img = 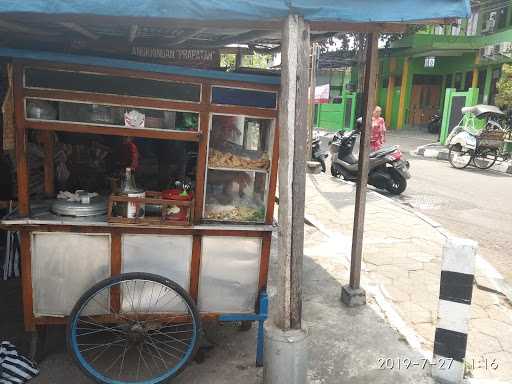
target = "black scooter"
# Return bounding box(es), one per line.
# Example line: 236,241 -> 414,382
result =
428,112 -> 441,134
328,124 -> 410,195
312,134 -> 328,172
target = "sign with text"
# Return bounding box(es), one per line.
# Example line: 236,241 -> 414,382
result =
131,47 -> 219,68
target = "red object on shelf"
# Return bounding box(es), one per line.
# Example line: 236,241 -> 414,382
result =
161,188 -> 193,221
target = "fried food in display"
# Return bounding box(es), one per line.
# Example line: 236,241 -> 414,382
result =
208,150 -> 270,170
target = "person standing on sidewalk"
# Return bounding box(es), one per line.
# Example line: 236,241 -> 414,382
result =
371,106 -> 386,151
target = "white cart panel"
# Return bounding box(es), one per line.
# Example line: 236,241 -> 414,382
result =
198,236 -> 261,313
121,235 -> 193,313
32,232 -> 111,317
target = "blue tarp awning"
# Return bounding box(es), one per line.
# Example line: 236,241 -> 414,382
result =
0,0 -> 470,23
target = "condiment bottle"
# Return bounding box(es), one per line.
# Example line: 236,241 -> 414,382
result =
120,167 -> 145,218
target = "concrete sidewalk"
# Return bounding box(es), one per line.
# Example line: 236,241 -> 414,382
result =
304,172 -> 512,382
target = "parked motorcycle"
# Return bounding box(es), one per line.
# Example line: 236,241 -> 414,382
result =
428,112 -> 441,134
328,124 -> 410,195
312,132 -> 328,172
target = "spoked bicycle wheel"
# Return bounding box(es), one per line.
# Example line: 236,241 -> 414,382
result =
473,147 -> 498,169
448,144 -> 472,169
67,272 -> 200,384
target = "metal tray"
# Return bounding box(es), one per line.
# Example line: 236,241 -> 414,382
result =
51,196 -> 108,217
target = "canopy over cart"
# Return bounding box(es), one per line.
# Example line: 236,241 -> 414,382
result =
0,1 -> 470,382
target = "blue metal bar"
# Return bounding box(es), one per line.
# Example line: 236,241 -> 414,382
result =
218,290 -> 268,366
256,291 -> 268,367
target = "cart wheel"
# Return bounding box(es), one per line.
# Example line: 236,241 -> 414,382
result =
67,272 -> 200,384
238,321 -> 253,332
473,147 -> 498,169
448,144 -> 472,169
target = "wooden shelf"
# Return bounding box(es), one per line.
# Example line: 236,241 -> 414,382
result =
25,119 -> 201,141
208,166 -> 269,173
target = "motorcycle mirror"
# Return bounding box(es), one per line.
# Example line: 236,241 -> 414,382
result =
355,117 -> 363,132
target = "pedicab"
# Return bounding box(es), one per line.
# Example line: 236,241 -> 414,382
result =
447,104 -> 506,169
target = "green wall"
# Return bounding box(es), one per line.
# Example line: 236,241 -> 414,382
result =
315,92 -> 357,132
378,53 -> 483,129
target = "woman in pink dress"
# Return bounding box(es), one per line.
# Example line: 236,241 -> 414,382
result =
370,106 -> 386,152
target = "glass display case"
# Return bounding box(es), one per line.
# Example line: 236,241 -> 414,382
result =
26,99 -> 199,131
204,114 -> 274,223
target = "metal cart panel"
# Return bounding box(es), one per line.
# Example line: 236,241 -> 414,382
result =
31,232 -> 111,316
198,236 -> 261,313
121,234 -> 193,313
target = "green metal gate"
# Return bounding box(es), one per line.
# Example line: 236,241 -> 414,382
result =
315,91 -> 357,132
440,88 -> 478,144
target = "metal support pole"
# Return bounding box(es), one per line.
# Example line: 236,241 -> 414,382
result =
342,32 -> 379,307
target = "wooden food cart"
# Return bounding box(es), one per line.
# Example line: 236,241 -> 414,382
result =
1,48 -> 279,383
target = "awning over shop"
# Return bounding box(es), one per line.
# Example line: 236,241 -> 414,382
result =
0,0 -> 470,22
0,47 -> 281,85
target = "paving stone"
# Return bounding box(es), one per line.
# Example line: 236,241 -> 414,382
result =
396,302 -> 434,325
423,262 -> 441,275
485,305 -> 512,325
413,323 -> 435,344
389,257 -> 424,271
477,351 -> 512,379
363,252 -> 395,266
467,331 -> 503,355
414,297 -> 438,313
472,288 -> 501,307
367,272 -> 393,287
376,265 -> 403,280
408,270 -> 440,286
381,285 -> 410,303
407,252 -> 435,263
470,304 -> 490,320
471,318 -> 512,340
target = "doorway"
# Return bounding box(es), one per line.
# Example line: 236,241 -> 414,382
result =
408,75 -> 443,127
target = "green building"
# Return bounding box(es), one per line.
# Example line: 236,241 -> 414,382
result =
380,1 -> 512,130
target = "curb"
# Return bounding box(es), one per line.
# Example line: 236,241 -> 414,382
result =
414,144 -> 512,174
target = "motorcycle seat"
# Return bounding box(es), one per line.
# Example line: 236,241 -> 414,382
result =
369,145 -> 398,158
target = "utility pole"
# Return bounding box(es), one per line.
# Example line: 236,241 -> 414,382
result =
264,13 -> 310,384
341,32 -> 379,307
306,43 -> 319,161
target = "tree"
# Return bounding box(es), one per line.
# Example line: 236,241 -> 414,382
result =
496,64 -> 512,111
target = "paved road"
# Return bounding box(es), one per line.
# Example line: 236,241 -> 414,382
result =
387,131 -> 512,283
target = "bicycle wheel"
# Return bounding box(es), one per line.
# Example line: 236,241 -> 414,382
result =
473,147 -> 498,169
448,144 -> 472,169
67,272 -> 200,384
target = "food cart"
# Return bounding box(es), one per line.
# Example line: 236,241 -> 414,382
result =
1,49 -> 279,383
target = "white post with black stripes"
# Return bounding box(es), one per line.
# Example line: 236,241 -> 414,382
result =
432,237 -> 477,383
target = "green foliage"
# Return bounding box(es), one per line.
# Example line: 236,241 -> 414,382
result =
380,24 -> 428,49
496,64 -> 512,110
220,54 -> 236,70
220,52 -> 271,71
242,52 -> 270,68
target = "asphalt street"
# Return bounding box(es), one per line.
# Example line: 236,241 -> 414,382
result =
387,131 -> 512,283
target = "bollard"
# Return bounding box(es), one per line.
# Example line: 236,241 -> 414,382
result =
263,322 -> 309,384
432,237 -> 477,384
